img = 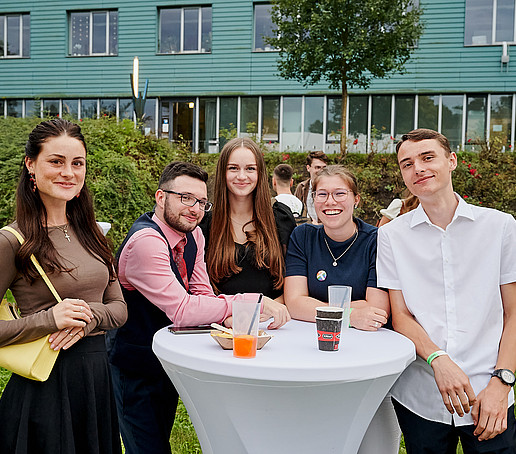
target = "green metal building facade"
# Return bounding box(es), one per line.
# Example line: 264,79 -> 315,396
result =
1,0 -> 515,152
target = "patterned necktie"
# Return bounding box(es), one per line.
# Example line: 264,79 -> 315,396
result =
174,237 -> 189,291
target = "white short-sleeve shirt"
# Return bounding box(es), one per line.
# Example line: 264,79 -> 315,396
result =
377,195 -> 516,426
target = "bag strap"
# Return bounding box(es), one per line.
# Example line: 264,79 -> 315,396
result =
1,226 -> 63,304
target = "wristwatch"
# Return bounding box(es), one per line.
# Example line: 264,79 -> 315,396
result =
491,369 -> 516,387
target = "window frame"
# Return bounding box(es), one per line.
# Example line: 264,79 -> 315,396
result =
464,0 -> 516,46
158,6 -> 212,54
68,10 -> 118,57
253,3 -> 277,52
0,13 -> 30,58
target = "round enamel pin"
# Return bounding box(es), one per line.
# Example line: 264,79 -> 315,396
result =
316,270 -> 327,281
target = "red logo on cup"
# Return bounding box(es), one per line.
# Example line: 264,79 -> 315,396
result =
317,330 -> 341,342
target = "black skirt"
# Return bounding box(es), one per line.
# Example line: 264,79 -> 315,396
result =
0,335 -> 121,454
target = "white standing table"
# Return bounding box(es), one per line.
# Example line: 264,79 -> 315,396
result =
153,320 -> 415,454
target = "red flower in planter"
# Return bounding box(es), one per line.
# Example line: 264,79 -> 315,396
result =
282,154 -> 290,161
469,168 -> 476,175
353,138 -> 358,145
464,195 -> 469,198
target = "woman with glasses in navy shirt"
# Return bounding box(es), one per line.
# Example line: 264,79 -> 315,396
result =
284,165 -> 398,454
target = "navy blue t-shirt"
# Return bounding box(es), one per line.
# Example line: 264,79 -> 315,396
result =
285,218 -> 379,303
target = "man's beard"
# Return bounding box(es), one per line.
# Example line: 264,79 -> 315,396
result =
163,203 -> 199,234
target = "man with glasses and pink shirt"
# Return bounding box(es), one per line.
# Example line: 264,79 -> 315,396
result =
109,161 -> 289,454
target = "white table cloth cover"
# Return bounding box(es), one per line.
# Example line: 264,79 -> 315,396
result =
153,320 -> 415,454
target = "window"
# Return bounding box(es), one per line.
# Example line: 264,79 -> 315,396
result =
490,94 -> 512,147
220,97 -> 238,133
0,13 -> 30,58
7,100 -> 22,117
371,96 -> 391,139
326,97 -> 342,142
43,100 -> 60,118
25,99 -> 40,117
282,97 -> 302,151
349,96 -> 368,148
199,98 -> 217,153
62,100 -> 78,119
262,97 -> 279,142
304,97 -> 324,151
143,99 -> 157,136
465,0 -> 515,45
418,95 -> 439,131
159,7 -> 212,54
394,96 -> 415,139
466,95 -> 487,146
119,99 -> 134,120
441,95 -> 463,149
254,4 -> 276,51
69,11 -> 118,56
240,97 -> 259,135
81,99 -> 98,119
100,99 -> 117,117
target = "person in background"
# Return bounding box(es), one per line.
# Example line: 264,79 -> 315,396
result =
294,150 -> 329,223
377,128 -> 516,453
377,190 -> 419,227
284,164 -> 398,454
201,138 -> 296,301
272,163 -> 303,218
0,119 -> 127,453
109,161 -> 289,454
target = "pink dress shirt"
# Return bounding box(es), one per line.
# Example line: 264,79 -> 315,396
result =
118,214 -> 255,327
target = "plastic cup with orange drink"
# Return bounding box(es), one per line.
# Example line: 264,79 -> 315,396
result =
232,295 -> 262,359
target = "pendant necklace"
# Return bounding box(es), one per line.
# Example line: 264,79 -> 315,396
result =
55,224 -> 71,242
324,227 -> 358,267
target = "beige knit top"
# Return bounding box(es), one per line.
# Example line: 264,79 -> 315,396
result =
0,222 -> 127,347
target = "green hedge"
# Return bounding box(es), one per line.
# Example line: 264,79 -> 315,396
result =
1,117 -> 515,253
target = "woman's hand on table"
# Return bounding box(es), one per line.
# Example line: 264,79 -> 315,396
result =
261,296 -> 291,329
48,327 -> 86,351
52,298 -> 93,329
350,305 -> 388,331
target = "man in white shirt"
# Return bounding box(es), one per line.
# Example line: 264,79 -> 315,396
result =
272,164 -> 303,217
377,129 -> 516,453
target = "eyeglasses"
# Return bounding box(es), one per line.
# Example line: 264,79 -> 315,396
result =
162,189 -> 213,212
313,189 -> 353,203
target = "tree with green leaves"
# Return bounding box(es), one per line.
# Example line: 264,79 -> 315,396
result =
267,0 -> 423,156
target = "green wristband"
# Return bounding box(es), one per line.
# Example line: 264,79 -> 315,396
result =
427,350 -> 447,365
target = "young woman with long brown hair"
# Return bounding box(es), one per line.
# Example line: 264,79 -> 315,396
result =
201,137 -> 296,299
0,119 -> 127,453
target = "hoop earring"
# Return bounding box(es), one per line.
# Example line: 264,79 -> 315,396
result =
29,173 -> 37,193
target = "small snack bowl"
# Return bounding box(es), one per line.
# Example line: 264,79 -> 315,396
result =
210,329 -> 272,350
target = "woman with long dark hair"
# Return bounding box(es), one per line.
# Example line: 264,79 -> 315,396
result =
0,119 -> 127,453
201,137 -> 295,299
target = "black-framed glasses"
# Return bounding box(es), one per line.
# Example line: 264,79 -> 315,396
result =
313,189 -> 353,203
162,189 -> 213,212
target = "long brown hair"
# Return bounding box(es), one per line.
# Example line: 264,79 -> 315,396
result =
206,137 -> 285,291
400,190 -> 419,215
15,119 -> 116,282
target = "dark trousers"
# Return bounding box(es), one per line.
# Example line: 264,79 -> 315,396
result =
110,364 -> 179,454
393,399 -> 516,454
